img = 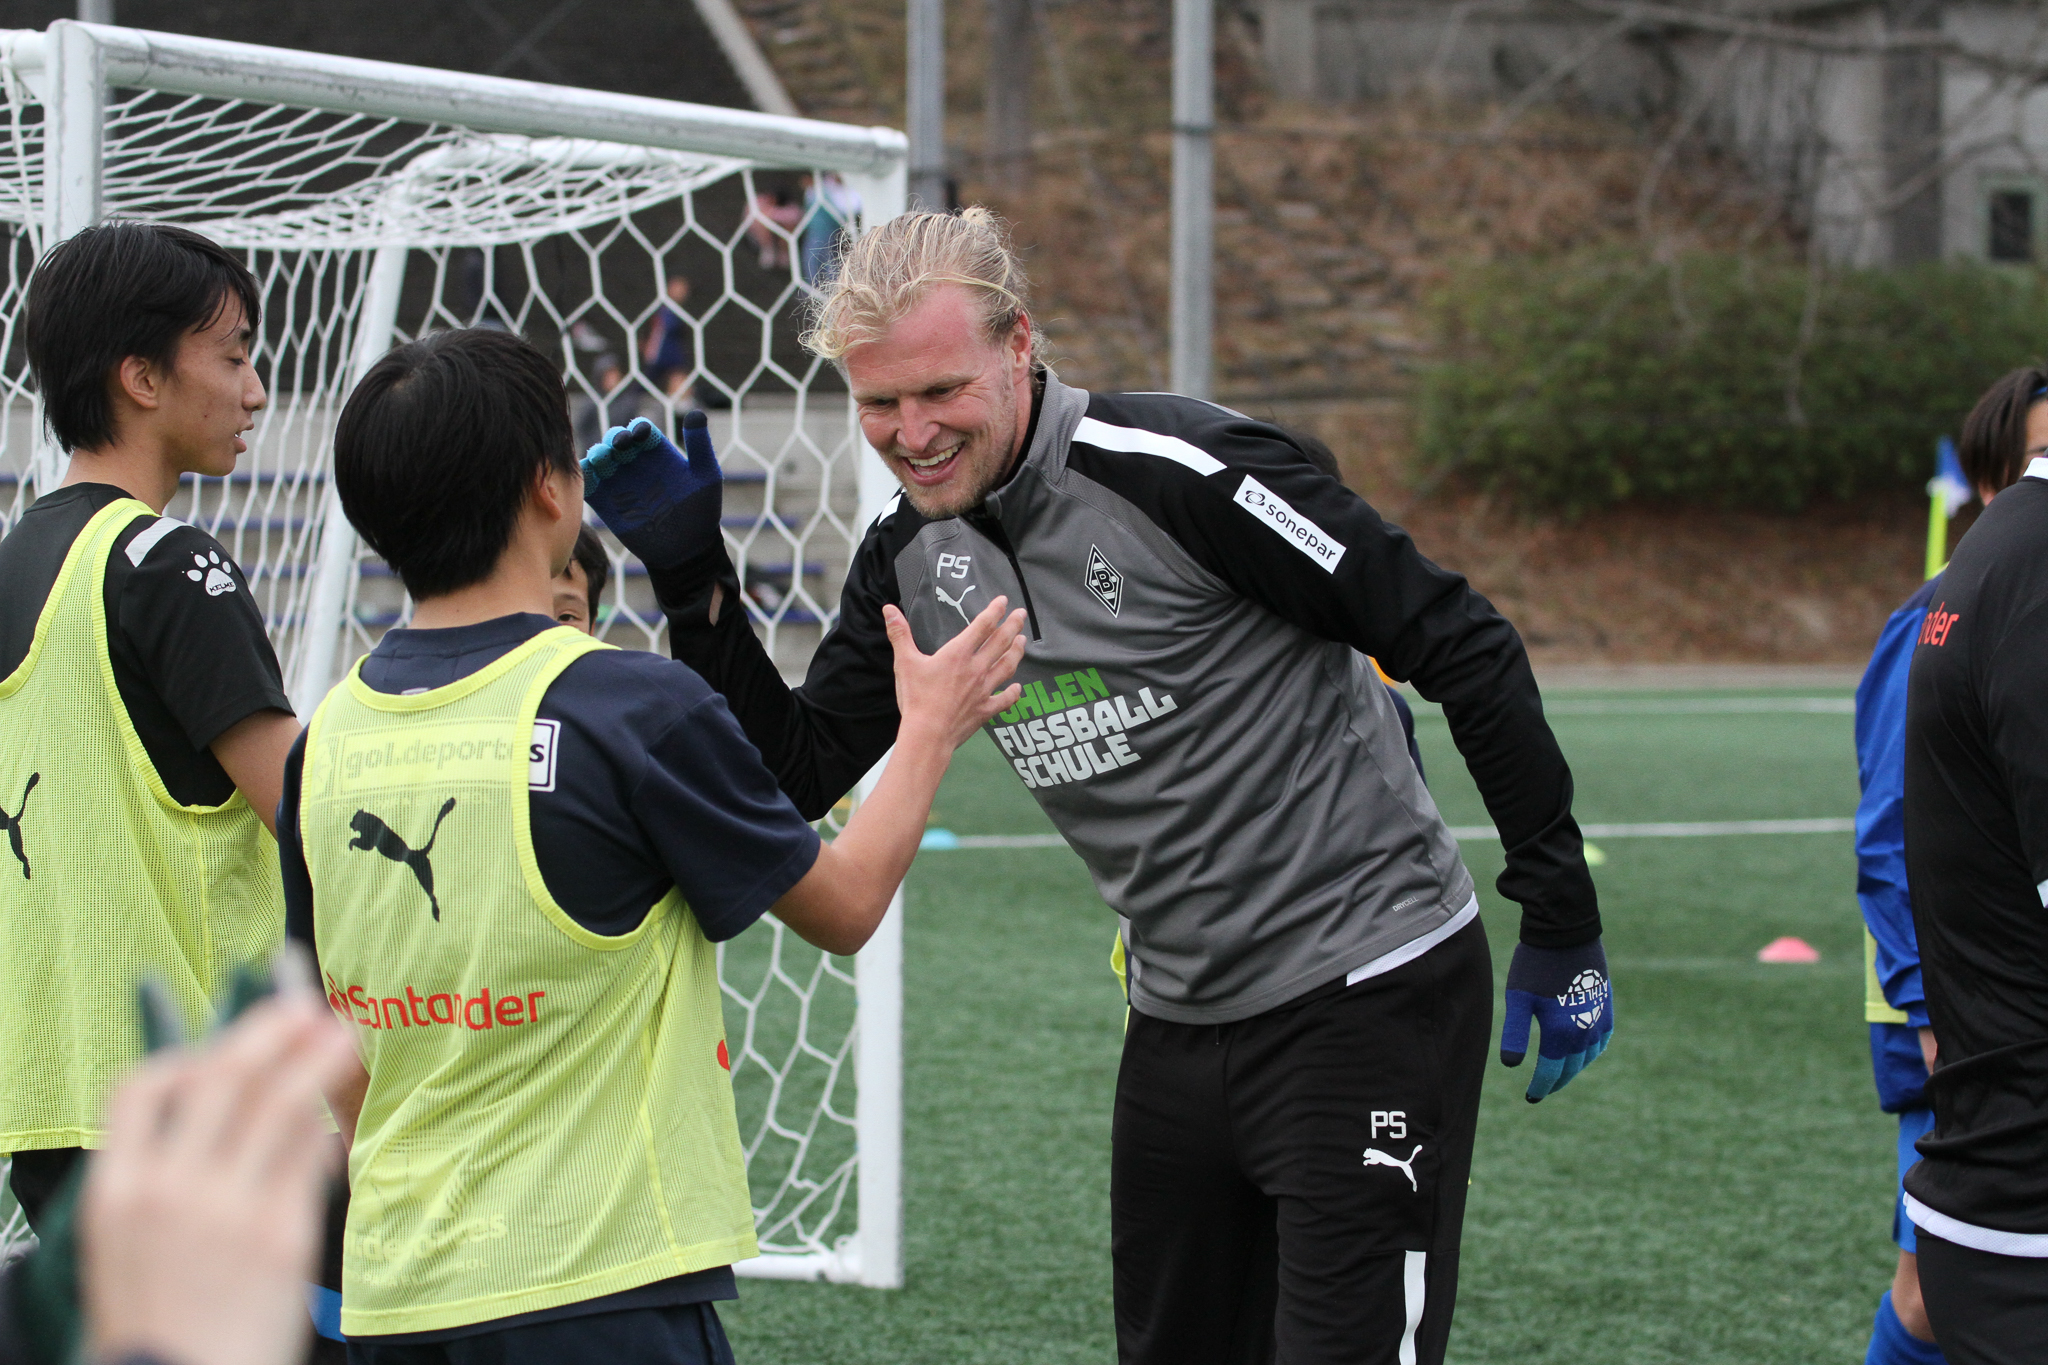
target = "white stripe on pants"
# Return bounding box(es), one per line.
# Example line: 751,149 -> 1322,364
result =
1398,1250 -> 1426,1365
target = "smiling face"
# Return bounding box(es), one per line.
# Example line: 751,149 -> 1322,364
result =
846,284 -> 1035,519
151,299 -> 266,479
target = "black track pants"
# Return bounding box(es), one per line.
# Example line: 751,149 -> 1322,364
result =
1918,1232 -> 2048,1365
1111,919 -> 1492,1365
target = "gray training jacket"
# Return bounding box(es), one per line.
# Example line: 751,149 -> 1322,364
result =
668,371 -> 1600,1024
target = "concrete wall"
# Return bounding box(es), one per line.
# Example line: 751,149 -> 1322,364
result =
1940,3 -> 2048,262
1258,0 -> 1679,117
1254,0 -> 2048,267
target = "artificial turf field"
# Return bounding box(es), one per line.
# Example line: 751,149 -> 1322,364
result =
721,688 -> 1894,1364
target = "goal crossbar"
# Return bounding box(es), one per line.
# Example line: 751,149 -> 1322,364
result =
3,22 -> 904,174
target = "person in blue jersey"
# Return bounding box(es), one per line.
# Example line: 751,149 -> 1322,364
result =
1856,365 -> 2045,1365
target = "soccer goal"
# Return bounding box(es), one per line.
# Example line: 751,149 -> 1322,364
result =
0,19 -> 907,1288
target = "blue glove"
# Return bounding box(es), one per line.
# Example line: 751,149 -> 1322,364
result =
580,412 -> 723,574
1499,939 -> 1613,1102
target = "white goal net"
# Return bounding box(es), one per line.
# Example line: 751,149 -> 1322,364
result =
0,20 -> 906,1287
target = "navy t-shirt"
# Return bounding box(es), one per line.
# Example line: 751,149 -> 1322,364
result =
280,612 -> 820,946
279,613 -> 821,1341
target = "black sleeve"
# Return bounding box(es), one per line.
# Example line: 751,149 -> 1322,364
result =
110,520 -> 293,749
1070,400 -> 1600,949
280,728 -> 315,970
1981,596 -> 2048,894
657,510 -> 918,822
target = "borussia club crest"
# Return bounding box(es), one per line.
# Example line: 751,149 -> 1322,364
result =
1085,545 -> 1123,617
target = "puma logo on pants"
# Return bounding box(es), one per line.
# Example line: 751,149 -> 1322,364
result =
348,798 -> 456,920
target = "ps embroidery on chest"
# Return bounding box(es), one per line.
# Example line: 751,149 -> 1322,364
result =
1085,545 -> 1123,617
934,551 -> 978,624
185,549 -> 237,596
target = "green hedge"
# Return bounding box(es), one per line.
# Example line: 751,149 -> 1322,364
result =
1416,253 -> 2048,513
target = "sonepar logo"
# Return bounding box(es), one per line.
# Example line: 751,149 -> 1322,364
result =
1235,476 -> 1345,572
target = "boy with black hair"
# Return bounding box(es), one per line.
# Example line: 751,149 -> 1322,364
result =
281,327 -> 1022,1364
0,221 -> 299,1229
552,523 -> 610,633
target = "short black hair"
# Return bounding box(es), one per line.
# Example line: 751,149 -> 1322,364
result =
25,221 -> 263,452
1957,365 -> 2048,497
334,328 -> 577,600
570,523 -> 610,619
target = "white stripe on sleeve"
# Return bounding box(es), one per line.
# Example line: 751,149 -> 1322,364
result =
1905,1194 -> 2048,1257
123,515 -> 189,567
1072,416 -> 1226,476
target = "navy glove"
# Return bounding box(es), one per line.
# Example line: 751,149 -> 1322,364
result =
581,412 -> 723,574
1499,939 -> 1613,1102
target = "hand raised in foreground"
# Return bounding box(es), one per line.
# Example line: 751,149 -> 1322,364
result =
883,596 -> 1028,751
81,996 -> 359,1365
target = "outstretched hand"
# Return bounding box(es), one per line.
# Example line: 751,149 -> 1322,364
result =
581,413 -> 723,574
81,996 -> 358,1365
884,597 -> 1027,752
1499,938 -> 1614,1102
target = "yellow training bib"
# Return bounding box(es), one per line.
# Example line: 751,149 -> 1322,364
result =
1865,928 -> 1911,1025
303,626 -> 755,1335
0,498 -> 281,1153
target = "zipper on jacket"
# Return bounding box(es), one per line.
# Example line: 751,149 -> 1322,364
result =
964,510 -> 1041,640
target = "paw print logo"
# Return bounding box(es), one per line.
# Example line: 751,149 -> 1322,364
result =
186,550 -> 236,597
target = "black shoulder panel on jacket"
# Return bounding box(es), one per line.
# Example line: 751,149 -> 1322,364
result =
1068,392 -> 1601,949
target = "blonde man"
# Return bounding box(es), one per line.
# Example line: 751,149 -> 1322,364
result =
591,209 -> 1612,1365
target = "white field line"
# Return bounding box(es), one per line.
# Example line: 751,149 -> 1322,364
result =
930,817 -> 1855,851
1412,696 -> 1854,718
1450,817 -> 1854,841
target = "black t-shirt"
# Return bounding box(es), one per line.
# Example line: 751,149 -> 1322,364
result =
0,483 -> 291,806
277,614 -> 821,1339
1904,463 -> 2048,1241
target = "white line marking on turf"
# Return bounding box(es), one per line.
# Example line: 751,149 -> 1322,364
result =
1550,697 -> 1852,715
1413,697 -> 1853,718
1448,818 -> 1853,841
923,819 -> 1854,850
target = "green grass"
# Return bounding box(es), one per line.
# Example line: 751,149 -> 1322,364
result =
722,692 -> 1895,1364
0,692 -> 1885,1360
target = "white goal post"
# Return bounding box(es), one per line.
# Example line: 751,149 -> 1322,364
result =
0,19 -> 908,1288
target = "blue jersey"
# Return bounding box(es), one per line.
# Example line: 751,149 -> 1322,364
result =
1855,578 -> 1937,1112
